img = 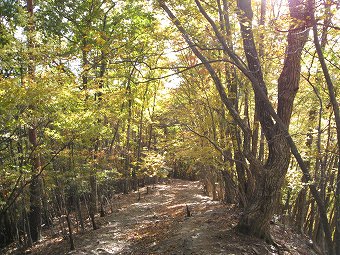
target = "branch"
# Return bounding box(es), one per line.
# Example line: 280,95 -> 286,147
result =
158,1 -> 251,134
122,60 -> 224,84
184,124 -> 223,154
0,142 -> 71,216
159,4 -> 334,248
183,124 -> 245,165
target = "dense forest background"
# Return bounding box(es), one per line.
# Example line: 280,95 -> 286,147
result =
0,0 -> 339,254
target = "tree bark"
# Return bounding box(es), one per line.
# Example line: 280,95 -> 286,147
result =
27,0 -> 42,243
236,0 -> 308,242
308,0 -> 339,253
66,210 -> 75,250
89,175 -> 98,230
124,79 -> 132,194
28,128 -> 42,243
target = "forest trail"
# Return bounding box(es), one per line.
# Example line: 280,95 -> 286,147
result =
11,180 -> 317,255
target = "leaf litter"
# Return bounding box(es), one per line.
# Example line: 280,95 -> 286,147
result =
4,179 -> 319,255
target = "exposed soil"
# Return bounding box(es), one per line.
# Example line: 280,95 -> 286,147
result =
3,179 -> 319,255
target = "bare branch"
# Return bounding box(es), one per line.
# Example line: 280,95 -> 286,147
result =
0,142 -> 71,216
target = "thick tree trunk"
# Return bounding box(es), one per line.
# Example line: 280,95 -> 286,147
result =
238,133 -> 290,242
236,0 -> 308,241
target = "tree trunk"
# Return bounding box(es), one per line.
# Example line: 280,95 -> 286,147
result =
134,84 -> 149,191
304,1 -> 339,253
293,187 -> 307,233
66,210 -> 75,250
76,196 -> 85,232
236,0 -> 308,242
221,169 -> 237,204
23,204 -> 33,247
25,0 -> 42,244
311,9 -> 340,255
28,127 -> 42,243
237,140 -> 290,242
124,70 -> 134,194
89,175 -> 98,230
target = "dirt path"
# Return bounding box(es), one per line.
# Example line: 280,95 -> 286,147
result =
12,179 -> 318,255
